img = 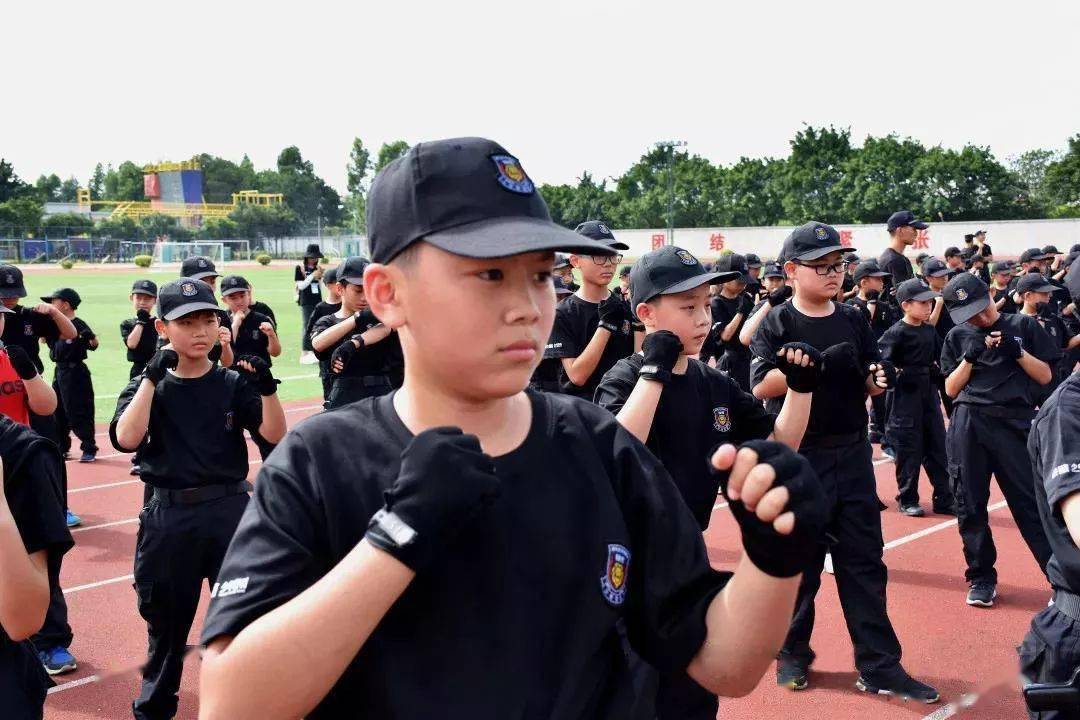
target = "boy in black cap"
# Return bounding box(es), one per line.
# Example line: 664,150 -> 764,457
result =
944,247 -> 965,277
699,253 -> 755,391
595,245 -> 818,720
739,263 -> 793,348
744,253 -> 763,299
973,230 -> 992,261
179,255 -> 276,330
989,261 -> 1017,313
553,253 -> 579,293
310,256 -> 402,409
121,280 -> 159,477
0,415 -> 73,719
847,260 -> 896,450
548,220 -> 637,401
878,279 -> 955,517
530,275 -> 575,393
1019,268 -> 1080,720
295,244 -> 325,365
920,258 -> 957,416
1016,273 -> 1078,394
198,137 -> 830,719
751,221 -> 938,702
41,288 -> 98,464
878,210 -> 925,296
110,278 -> 285,720
940,272 -> 1058,608
303,266 -> 342,406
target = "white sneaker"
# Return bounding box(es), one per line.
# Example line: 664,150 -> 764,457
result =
824,553 -> 834,575
299,352 -> 318,365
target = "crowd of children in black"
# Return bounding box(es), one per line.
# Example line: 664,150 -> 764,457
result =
2,137 -> 1079,720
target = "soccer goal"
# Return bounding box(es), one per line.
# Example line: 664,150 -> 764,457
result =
152,241 -> 226,267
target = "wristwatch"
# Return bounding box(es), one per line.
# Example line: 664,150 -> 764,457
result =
639,363 -> 671,383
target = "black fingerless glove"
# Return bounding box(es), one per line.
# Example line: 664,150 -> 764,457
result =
962,339 -> 985,364
143,349 -> 179,385
639,331 -> 683,383
715,440 -> 828,578
6,346 -> 37,380
597,294 -> 626,333
737,293 -> 755,317
234,355 -> 279,396
776,342 -> 823,393
353,308 -> 379,330
872,359 -> 897,390
993,331 -> 1023,359
136,309 -> 153,324
767,285 -> 793,307
330,336 -> 362,373
366,428 -> 500,572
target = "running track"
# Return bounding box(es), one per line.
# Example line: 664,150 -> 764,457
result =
45,400 -> 1040,719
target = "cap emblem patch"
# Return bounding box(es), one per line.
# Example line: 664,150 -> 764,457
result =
4,273 -> 13,284
180,282 -> 198,297
198,259 -> 208,268
600,543 -> 630,606
814,227 -> 828,240
675,249 -> 698,266
491,155 -> 534,195
955,288 -> 968,301
597,222 -> 610,235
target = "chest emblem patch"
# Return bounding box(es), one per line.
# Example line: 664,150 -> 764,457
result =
224,411 -> 235,432
23,323 -> 33,336
600,543 -> 630,606
713,406 -> 731,432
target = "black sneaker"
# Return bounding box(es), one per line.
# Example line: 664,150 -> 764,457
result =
130,465 -> 141,476
868,431 -> 884,445
777,657 -> 810,691
899,504 -> 925,517
966,583 -> 997,607
932,503 -> 956,516
856,673 -> 939,703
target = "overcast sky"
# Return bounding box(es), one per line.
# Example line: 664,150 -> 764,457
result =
4,1 -> 1079,195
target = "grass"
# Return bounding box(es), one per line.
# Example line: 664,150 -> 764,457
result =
23,265 -> 323,423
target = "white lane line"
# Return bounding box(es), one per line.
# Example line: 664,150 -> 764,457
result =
70,518 -> 138,534
63,573 -> 134,595
713,501 -> 728,511
47,674 -> 101,695
920,693 -> 980,719
884,500 -> 1008,552
69,479 -> 140,494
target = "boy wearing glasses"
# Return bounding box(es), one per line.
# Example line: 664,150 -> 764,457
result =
548,220 -> 637,401
750,222 -> 938,704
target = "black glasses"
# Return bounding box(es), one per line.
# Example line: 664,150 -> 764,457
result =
591,254 -> 624,266
793,260 -> 849,276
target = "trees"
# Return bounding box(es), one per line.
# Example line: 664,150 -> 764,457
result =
0,197 -> 43,236
0,159 -> 27,203
374,141 -> 410,173
1042,136 -> 1080,217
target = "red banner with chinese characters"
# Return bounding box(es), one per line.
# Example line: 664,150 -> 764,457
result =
143,174 -> 160,198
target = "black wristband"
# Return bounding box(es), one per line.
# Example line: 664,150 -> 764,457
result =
638,364 -> 672,384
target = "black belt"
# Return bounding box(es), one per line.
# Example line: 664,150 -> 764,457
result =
54,361 -> 86,369
153,481 -> 252,507
337,375 -> 392,388
801,429 -> 867,449
1052,590 -> 1080,621
958,403 -> 1035,420
897,366 -> 931,376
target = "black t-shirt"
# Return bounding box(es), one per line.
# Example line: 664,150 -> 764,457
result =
878,320 -> 941,370
933,301 -> 956,342
50,316 -> 94,364
595,354 -> 775,528
201,390 -> 730,719
699,294 -> 751,363
0,418 -> 72,648
847,295 -> 898,340
548,292 -> 636,401
250,300 -> 276,327
229,311 -> 274,366
311,312 -> 403,378
1,305 -> 61,373
877,248 -> 914,296
305,301 -> 341,378
120,317 -> 159,364
109,366 -> 263,489
940,312 -> 1063,409
991,286 -> 1018,314
295,265 -> 323,307
1028,373 -> 1080,594
750,301 -> 880,438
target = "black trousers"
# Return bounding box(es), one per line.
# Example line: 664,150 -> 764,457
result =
0,640 -> 51,719
54,364 -> 96,455
1019,603 -> 1080,719
936,374 -> 954,418
888,376 -> 953,508
299,303 -> 316,351
718,350 -> 751,393
327,375 -> 393,410
319,360 -> 333,407
132,492 -> 248,720
947,404 -> 1053,585
780,438 -> 904,682
870,392 -> 891,440
130,363 -> 147,467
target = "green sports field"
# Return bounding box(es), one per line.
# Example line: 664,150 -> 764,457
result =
20,264 -> 324,423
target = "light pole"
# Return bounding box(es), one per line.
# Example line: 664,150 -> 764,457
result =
655,140 -> 686,245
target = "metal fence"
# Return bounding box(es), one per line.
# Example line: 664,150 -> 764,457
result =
0,235 -> 369,264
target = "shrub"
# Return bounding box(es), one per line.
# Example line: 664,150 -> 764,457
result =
134,254 -> 153,268
59,259 -> 74,269
256,254 -> 272,266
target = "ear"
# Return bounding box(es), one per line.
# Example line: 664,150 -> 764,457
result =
154,318 -> 166,336
568,254 -> 583,269
634,301 -> 656,329
363,263 -> 406,329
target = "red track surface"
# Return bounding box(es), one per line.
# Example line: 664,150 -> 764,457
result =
45,400 -> 1041,720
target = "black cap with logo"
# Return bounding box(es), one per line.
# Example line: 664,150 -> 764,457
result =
40,288 -> 81,309
991,261 -> 1013,276
887,210 -> 928,232
0,264 -> 27,299
920,258 -> 950,278
1019,247 -> 1052,264
180,256 -> 219,280
895,278 -> 940,303
575,220 -> 629,251
853,260 -> 890,284
219,275 -> 252,296
131,279 -> 157,297
338,256 -> 370,285
942,273 -> 991,325
629,246 -> 736,309
322,266 -> 339,285
365,137 -> 616,264
553,254 -> 571,270
762,262 -> 785,279
1042,245 -> 1061,256
780,221 -> 854,262
744,253 -> 762,269
944,246 -> 962,259
1015,273 -> 1059,295
157,279 -> 220,320
714,253 -> 750,283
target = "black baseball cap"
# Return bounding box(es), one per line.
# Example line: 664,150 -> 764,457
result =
323,266 -> 339,285
157,278 -> 220,321
780,221 -> 855,262
1064,250 -> 1080,269
853,260 -> 890,284
553,254 -> 571,270
180,256 -> 219,280
847,254 -> 861,265
963,233 -> 975,242
744,253 -> 762,269
942,273 -> 991,325
1067,261 -> 1080,303
714,253 -> 750,283
219,275 -> 252,296
365,137 -> 616,264
338,256 -> 370,285
1015,273 -> 1058,295
40,288 -> 81,309
131,279 -> 157,297
921,258 -> 950,278
896,278 -> 940,303
762,262 -> 785,279
1042,245 -> 1061,256
629,246 -> 735,309
618,266 -> 631,278
887,210 -> 928,232
944,246 -> 962,259
0,264 -> 27,298
991,261 -> 1013,276
1071,244 -> 1080,253
575,220 -> 629,251
974,229 -> 987,236
1019,247 -> 1051,263
552,275 -> 575,296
